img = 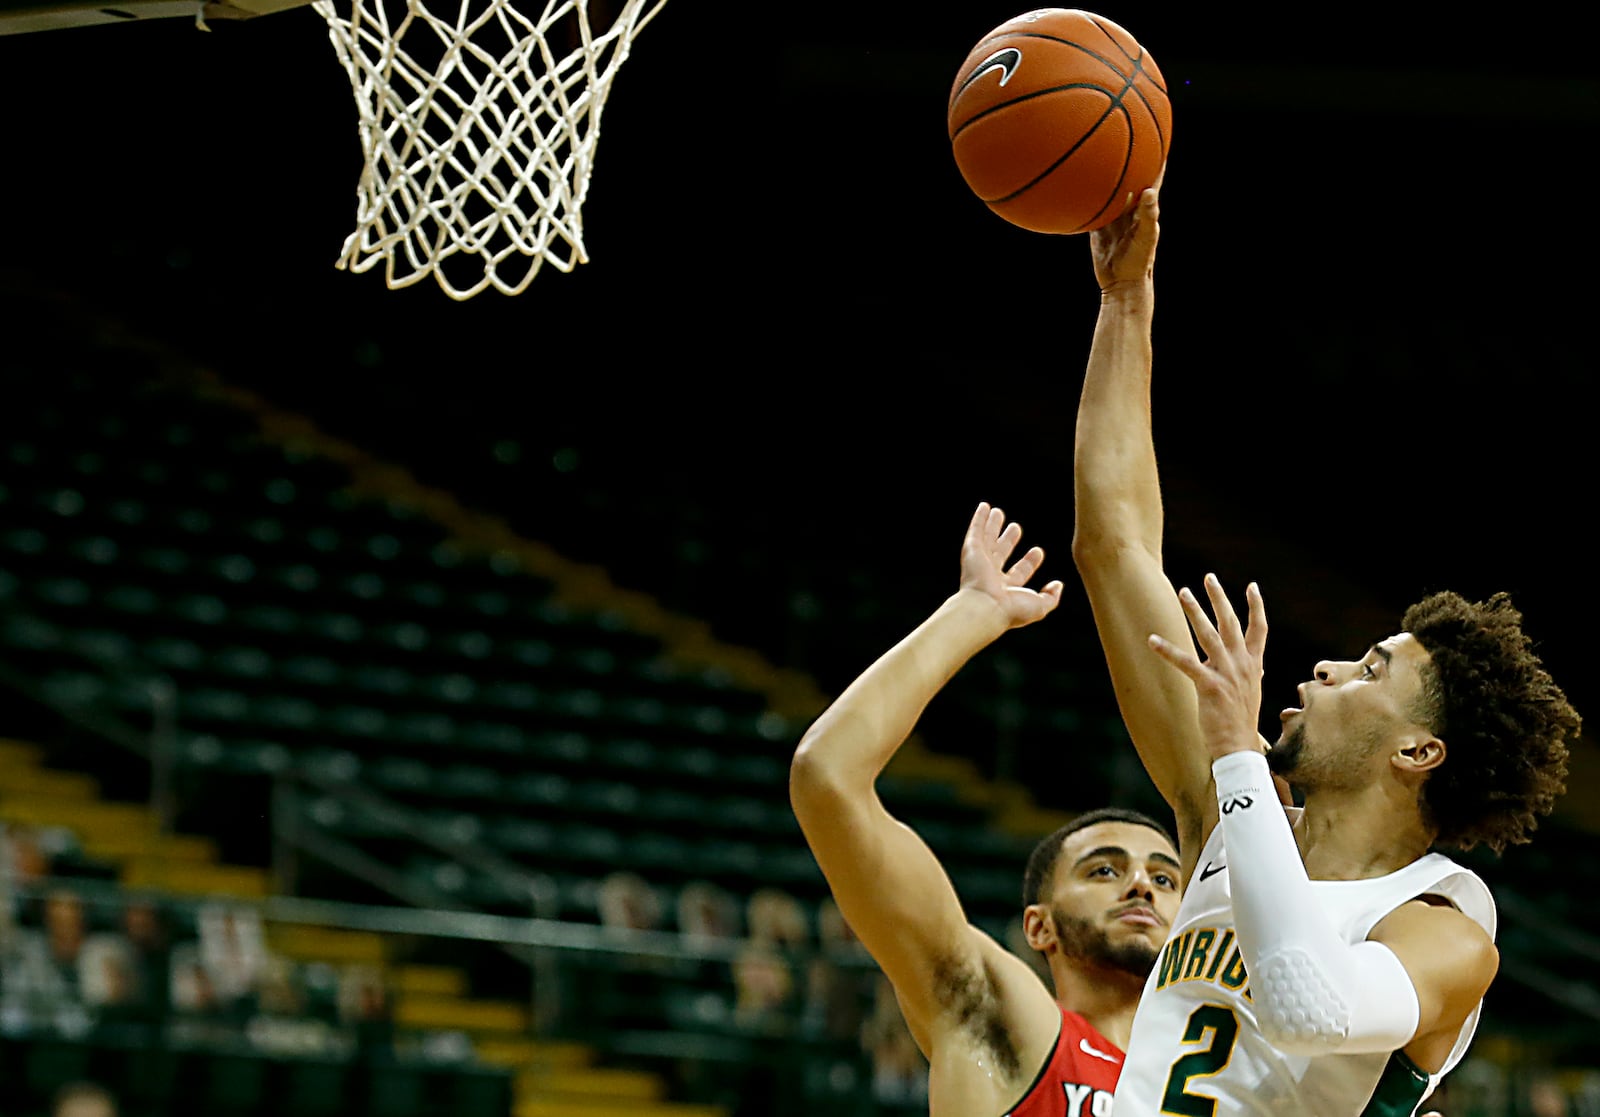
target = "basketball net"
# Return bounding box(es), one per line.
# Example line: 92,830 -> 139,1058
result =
313,0 -> 668,299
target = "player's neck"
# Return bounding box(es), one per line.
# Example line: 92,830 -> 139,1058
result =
1050,957 -> 1145,1051
1296,780 -> 1436,880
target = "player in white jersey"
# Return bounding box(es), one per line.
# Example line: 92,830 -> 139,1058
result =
1070,179 -> 1581,1116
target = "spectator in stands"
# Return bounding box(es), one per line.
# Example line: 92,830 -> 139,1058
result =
117,897 -> 172,1025
597,871 -> 662,934
677,880 -> 743,1000
196,901 -> 268,1018
801,897 -> 872,1044
246,955 -> 337,1056
0,889 -> 113,1033
0,822 -> 55,936
732,889 -> 806,1034
860,974 -> 928,1108
169,948 -> 234,1046
677,880 -> 740,948
50,1081 -> 118,1117
1529,1075 -> 1572,1117
338,963 -> 394,1057
595,871 -> 669,1027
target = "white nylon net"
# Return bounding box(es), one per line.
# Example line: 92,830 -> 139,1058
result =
313,0 -> 668,299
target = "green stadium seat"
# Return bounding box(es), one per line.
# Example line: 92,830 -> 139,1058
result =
104,584 -> 160,616
507,772 -> 572,809
373,757 -> 433,793
68,535 -> 120,566
280,655 -> 341,687
136,546 -> 191,575
215,646 -> 273,680
724,755 -> 786,787
482,680 -> 540,712
391,712 -> 457,746
527,731 -> 593,766
306,526 -> 343,554
245,516 -> 285,544
239,604 -> 301,635
2,527 -> 46,555
436,764 -> 501,801
506,638 -> 554,667
573,781 -> 641,817
696,839 -> 763,879
597,737 -> 659,773
108,499 -> 147,526
35,576 -> 91,607
254,695 -> 320,731
173,594 -> 229,626
422,665 -> 476,700
347,664 -> 414,698
436,633 -> 491,662
213,554 -> 258,584
70,628 -> 135,663
402,580 -> 448,608
41,671 -> 105,706
490,818 -> 555,854
275,563 -> 323,593
638,788 -> 703,826
343,571 -> 386,601
4,614 -> 61,650
184,687 -> 251,722
457,721 -> 524,756
308,612 -> 364,643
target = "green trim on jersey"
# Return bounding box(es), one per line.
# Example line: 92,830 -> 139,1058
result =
1358,1051 -> 1430,1117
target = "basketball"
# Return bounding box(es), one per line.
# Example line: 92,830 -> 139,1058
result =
948,8 -> 1171,234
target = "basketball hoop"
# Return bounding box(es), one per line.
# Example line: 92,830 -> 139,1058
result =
313,0 -> 668,299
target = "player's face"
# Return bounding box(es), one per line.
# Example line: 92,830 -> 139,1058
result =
1271,633 -> 1433,788
1044,822 -> 1182,976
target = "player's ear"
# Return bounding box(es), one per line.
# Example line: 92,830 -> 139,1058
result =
1022,905 -> 1055,954
1394,733 -> 1445,775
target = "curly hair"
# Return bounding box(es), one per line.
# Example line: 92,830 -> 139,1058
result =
1403,590 -> 1579,854
1021,807 -> 1176,908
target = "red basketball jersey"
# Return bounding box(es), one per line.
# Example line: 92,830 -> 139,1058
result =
1006,1008 -> 1123,1117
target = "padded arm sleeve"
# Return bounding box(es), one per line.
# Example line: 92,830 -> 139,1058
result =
1213,750 -> 1421,1055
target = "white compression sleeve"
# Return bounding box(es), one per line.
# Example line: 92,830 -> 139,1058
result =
1213,750 -> 1421,1056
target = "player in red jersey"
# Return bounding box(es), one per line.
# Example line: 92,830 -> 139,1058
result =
791,503 -> 1184,1116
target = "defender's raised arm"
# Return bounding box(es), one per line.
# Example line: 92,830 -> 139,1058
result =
790,504 -> 1065,1114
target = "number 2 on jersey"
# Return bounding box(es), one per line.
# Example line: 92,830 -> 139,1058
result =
1160,1004 -> 1240,1116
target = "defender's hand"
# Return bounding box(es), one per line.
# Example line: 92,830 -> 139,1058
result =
958,502 -> 1064,630
1091,174 -> 1161,294
1147,574 -> 1267,760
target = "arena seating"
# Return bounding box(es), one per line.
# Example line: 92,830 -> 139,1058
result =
3,298 -> 1598,1117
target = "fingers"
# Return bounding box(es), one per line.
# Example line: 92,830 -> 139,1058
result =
1176,586 -> 1225,662
1245,581 -> 1268,660
1147,632 -> 1206,682
1006,545 -> 1045,586
996,519 -> 1022,563
1202,573 -> 1245,652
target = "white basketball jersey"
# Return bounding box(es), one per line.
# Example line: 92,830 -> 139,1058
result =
1111,816 -> 1496,1117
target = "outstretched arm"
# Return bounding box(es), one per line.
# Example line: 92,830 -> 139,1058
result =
1071,183 -> 1218,873
791,504 -> 1063,1053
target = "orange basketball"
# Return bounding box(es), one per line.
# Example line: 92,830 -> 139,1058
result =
948,8 -> 1171,234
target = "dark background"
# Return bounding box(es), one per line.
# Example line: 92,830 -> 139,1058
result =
2,0 -> 1598,826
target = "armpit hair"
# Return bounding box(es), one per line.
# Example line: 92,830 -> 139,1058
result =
930,953 -> 1021,1079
